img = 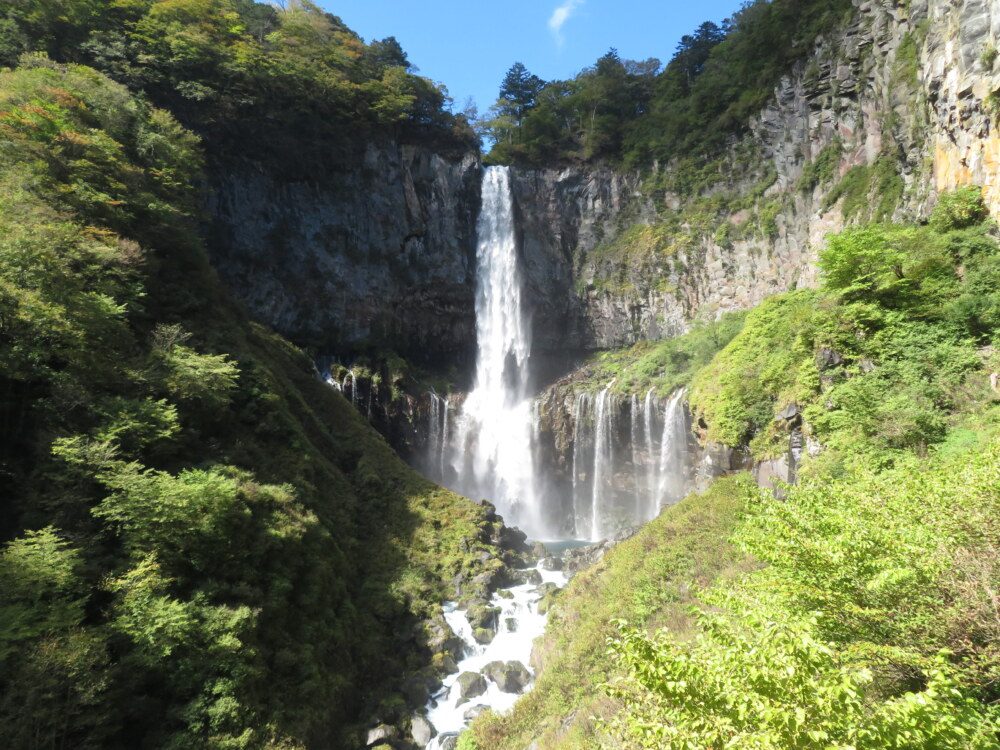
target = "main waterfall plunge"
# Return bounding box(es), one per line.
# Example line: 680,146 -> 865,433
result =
449,166 -> 542,533
423,166 -> 693,542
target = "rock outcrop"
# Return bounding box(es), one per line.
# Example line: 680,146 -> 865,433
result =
207,142 -> 481,368
508,0 -> 1000,360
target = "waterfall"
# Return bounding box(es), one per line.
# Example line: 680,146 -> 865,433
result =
655,389 -> 689,515
342,369 -> 357,407
643,388 -> 659,519
630,394 -> 643,519
449,167 -> 541,533
428,392 -> 442,479
425,392 -> 452,483
590,379 -> 616,542
440,398 -> 450,479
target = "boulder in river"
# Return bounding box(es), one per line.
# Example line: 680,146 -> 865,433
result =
432,651 -> 458,674
411,715 -> 436,745
472,626 -> 496,644
365,723 -> 396,746
483,660 -> 531,693
456,671 -> 487,705
438,733 -> 459,750
463,704 -> 489,721
465,602 -> 499,629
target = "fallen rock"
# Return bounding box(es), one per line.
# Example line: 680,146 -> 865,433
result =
432,651 -> 458,674
472,627 -> 496,644
466,602 -> 499,629
540,556 -> 563,571
438,733 -> 459,750
411,715 -> 436,745
483,660 -> 531,693
456,672 -> 487,705
463,704 -> 489,721
365,724 -> 397,746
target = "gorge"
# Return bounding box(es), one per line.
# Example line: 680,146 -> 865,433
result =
3,0 -> 1000,748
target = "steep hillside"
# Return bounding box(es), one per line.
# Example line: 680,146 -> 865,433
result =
0,57 -> 513,750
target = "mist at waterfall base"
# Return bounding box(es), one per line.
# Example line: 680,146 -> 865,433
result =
422,166 -> 692,543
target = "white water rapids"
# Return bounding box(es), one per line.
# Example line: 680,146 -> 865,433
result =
424,565 -> 568,749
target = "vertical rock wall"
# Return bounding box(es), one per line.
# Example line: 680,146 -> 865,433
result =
207,143 -> 482,368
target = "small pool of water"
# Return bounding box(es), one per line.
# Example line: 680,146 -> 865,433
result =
533,538 -> 594,556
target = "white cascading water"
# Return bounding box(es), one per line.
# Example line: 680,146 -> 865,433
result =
427,392 -> 450,482
565,386 -> 690,540
642,388 -> 659,518
449,166 -> 541,534
590,379 -> 617,541
424,565 -> 568,749
571,392 -> 593,538
655,389 -> 689,515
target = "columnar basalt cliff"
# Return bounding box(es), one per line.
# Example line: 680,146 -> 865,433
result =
207,143 -> 482,368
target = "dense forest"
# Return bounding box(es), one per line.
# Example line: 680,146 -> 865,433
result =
0,0 -> 476,164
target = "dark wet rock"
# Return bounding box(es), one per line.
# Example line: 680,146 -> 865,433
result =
816,347 -> 844,370
483,660 -> 531,693
456,672 -> 487,705
505,616 -> 518,632
401,675 -> 428,707
777,402 -> 800,422
496,524 -> 530,553
540,556 -> 563,571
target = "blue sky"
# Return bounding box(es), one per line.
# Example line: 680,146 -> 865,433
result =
318,0 -> 744,116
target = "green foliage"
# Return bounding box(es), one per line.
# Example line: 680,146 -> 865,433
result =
0,60 -> 496,748
573,312 -> 747,397
690,291 -> 820,448
607,613 -> 999,749
1,0 -> 475,165
798,137 -> 843,192
690,199 -> 998,460
821,156 -> 903,221
930,184 -> 991,231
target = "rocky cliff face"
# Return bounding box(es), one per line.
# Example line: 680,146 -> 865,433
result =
207,142 -> 481,368
510,0 -> 1000,359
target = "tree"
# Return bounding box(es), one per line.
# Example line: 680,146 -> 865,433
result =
498,61 -> 544,127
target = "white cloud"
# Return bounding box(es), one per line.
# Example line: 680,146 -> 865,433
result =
548,0 -> 584,47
